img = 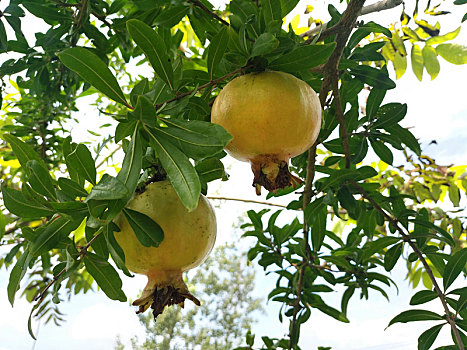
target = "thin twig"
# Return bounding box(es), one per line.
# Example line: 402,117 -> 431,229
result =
35,228 -> 103,303
155,65 -> 251,109
300,0 -> 403,39
207,196 -> 288,209
350,180 -> 465,349
186,0 -> 229,26
96,144 -> 122,169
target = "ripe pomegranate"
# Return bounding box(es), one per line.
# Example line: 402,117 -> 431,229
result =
115,180 -> 216,318
211,70 -> 322,195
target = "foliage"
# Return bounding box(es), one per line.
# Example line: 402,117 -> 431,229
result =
0,0 -> 466,349
115,243 -> 262,350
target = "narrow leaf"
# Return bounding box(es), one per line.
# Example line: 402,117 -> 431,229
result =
436,43 -> 467,65
58,177 -> 88,198
411,44 -> 424,81
83,252 -> 127,302
387,309 -> 443,328
66,144 -> 97,185
349,65 -> 396,89
58,47 -> 129,107
410,290 -> 438,305
207,26 -> 229,79
418,324 -> 444,350
30,217 -> 81,257
7,247 -> 31,306
426,27 -> 461,45
2,185 -> 54,218
251,33 -> 279,57
443,248 -> 467,291
366,88 -> 386,119
26,160 -> 57,200
144,126 -> 201,211
86,174 -> 130,202
422,45 -> 440,80
3,134 -> 44,169
370,139 -> 393,165
268,43 -> 336,73
116,124 -> 143,194
104,223 -> 132,277
122,208 -> 164,247
384,242 -> 403,271
126,19 -> 174,89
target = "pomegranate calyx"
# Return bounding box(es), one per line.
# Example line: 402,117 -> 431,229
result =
132,272 -> 200,321
251,157 -> 303,195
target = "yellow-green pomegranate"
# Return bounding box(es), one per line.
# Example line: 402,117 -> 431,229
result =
115,180 -> 216,318
211,70 -> 322,195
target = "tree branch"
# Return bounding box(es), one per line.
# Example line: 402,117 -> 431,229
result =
300,0 -> 403,39
349,180 -> 465,349
207,196 -> 288,209
155,65 -> 251,110
186,0 -> 229,26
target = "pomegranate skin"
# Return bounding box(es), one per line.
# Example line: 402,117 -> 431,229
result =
211,70 -> 321,162
115,180 -> 217,275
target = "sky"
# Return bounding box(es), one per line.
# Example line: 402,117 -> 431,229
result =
1,0 -> 467,350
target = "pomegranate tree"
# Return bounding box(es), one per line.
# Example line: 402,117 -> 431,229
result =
211,70 -> 322,195
115,181 -> 217,318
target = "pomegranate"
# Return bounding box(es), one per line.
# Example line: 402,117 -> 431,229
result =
115,180 -> 216,318
211,70 -> 322,195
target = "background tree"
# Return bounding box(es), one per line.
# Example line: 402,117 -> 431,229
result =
0,0 -> 466,349
115,242 -> 262,350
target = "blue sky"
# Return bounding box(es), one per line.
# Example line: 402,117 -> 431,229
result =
1,0 -> 467,349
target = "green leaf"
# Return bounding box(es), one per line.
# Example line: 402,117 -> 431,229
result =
407,218 -> 454,246
83,252 -> 127,302
387,309 -> 443,328
384,242 -> 403,271
426,27 -> 461,45
341,286 -> 355,315
22,1 -> 71,23
393,52 -> 407,79
116,125 -> 143,195
366,88 -> 387,119
104,223 -> 132,277
0,19 -> 8,52
422,45 -> 440,80
158,118 -> 232,160
410,290 -> 438,305
411,44 -> 424,81
311,206 -> 327,251
386,124 -> 421,155
251,33 -> 279,57
448,184 -> 460,207
436,43 -> 467,65
196,157 -> 227,183
362,237 -> 401,261
349,65 -> 396,89
126,19 -> 174,89
3,134 -> 44,169
372,103 -> 408,129
443,248 -> 467,291
280,0 -> 299,17
26,160 -> 57,200
85,228 -> 108,259
85,174 -> 130,202
7,246 -> 31,306
144,126 -> 201,211
154,5 -> 187,28
130,78 -> 150,106
370,139 -> 393,165
262,0 -> 282,24
268,43 -> 336,73
122,208 -> 164,247
2,185 -> 54,218
30,217 -> 81,257
58,177 -> 88,198
207,26 -> 229,79
418,324 -> 444,350
130,95 -> 156,126
58,47 -> 130,107
66,144 -> 97,185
